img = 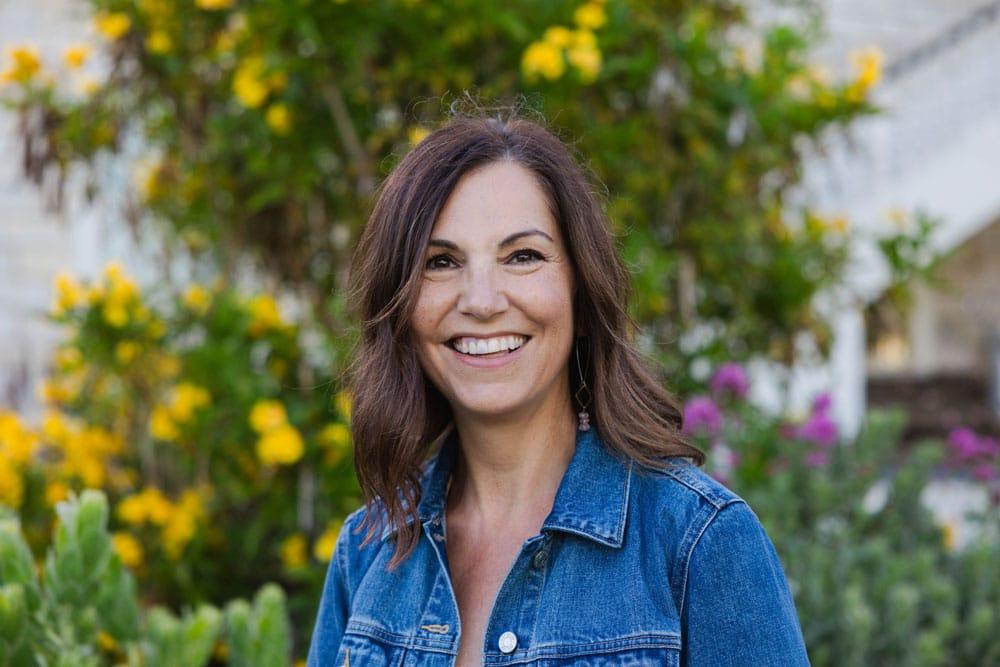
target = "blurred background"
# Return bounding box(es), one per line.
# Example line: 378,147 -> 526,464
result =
1,1 -> 998,665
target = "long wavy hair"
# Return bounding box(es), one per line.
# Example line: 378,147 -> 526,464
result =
345,109 -> 703,568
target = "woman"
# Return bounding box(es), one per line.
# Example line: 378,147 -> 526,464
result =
307,112 -> 809,666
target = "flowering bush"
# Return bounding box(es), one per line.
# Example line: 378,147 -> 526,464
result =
0,0 -> 933,376
686,363 -> 1000,666
0,262 -> 354,658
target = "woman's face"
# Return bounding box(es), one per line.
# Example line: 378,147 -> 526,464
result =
411,161 -> 577,424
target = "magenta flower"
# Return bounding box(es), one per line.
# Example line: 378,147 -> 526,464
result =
812,392 -> 832,414
947,427 -> 997,461
710,362 -> 749,399
804,450 -> 829,468
682,396 -> 723,437
972,463 -> 998,482
797,410 -> 839,448
980,436 -> 1000,459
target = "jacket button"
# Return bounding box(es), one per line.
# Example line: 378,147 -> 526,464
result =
532,548 -> 548,569
498,631 -> 518,654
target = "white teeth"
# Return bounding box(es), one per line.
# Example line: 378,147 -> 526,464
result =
452,335 -> 526,355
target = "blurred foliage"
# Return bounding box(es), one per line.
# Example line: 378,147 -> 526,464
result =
0,263 -> 353,657
0,490 -> 294,666
691,364 -> 1000,667
0,0 -> 930,379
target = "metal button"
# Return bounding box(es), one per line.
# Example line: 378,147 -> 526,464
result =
498,631 -> 518,654
532,548 -> 548,569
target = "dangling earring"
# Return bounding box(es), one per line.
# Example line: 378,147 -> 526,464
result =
574,337 -> 591,431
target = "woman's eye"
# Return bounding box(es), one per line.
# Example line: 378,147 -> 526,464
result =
425,254 -> 456,270
509,249 -> 544,264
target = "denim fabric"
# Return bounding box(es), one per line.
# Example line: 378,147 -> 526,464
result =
307,427 -> 810,666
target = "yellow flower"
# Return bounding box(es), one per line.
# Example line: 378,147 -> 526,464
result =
42,410 -> 72,444
940,522 -> 957,552
570,29 -> 597,48
573,3 -> 607,30
265,103 -> 292,135
54,346 -> 82,371
313,520 -> 342,562
170,383 -> 211,423
828,216 -> 849,234
103,302 -> 129,328
257,424 -> 304,466
248,293 -> 285,335
163,490 -> 203,559
232,55 -> 269,108
0,411 -> 38,465
97,630 -> 119,652
79,77 -> 101,95
320,424 -> 351,466
543,26 -> 573,48
115,341 -> 141,364
249,399 -> 287,433
0,460 -> 24,508
567,44 -> 601,83
196,0 -> 235,10
150,405 -> 180,441
146,30 -> 173,55
112,532 -> 144,568
86,282 -> 105,305
407,125 -> 430,146
280,533 -> 308,569
334,390 -> 353,420
1,46 -> 42,85
850,46 -> 883,90
118,487 -> 173,526
63,45 -> 90,69
183,284 -> 211,315
52,271 -> 85,316
94,12 -> 132,41
45,480 -> 70,506
154,354 -> 182,380
522,40 -> 565,81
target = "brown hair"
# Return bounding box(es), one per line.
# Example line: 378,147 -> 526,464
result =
345,108 -> 703,568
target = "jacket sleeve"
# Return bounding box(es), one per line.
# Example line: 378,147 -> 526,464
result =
680,501 -> 810,667
306,519 -> 353,667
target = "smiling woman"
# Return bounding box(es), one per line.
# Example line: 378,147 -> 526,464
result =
306,110 -> 810,667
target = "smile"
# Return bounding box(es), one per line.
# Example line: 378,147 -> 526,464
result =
446,335 -> 531,368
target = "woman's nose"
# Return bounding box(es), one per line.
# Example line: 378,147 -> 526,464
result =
457,264 -> 508,319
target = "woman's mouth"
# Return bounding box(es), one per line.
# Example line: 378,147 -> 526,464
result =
446,335 -> 531,367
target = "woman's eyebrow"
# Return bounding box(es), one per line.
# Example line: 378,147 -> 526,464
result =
427,229 -> 554,250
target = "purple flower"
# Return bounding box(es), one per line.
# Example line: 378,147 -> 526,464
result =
804,450 -> 829,468
797,410 -> 839,448
948,427 -> 986,461
682,396 -> 723,437
710,362 -> 749,399
979,437 -> 1000,459
973,463 -> 998,482
812,392 -> 833,414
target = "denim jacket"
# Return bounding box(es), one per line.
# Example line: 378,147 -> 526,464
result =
307,426 -> 810,666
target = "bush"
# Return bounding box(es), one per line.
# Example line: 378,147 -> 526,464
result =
690,364 -> 1000,666
0,263 -> 353,656
0,489 -> 293,666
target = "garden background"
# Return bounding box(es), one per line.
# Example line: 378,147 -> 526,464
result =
2,0 -> 1000,665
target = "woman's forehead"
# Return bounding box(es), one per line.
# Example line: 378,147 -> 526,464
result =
430,162 -> 561,243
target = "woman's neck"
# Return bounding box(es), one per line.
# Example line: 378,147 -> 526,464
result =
447,401 -> 577,530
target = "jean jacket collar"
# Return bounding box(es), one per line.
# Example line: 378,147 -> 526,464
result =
412,425 -> 633,548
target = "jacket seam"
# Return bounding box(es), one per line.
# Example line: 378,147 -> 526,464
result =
658,468 -> 734,510
676,498 -> 746,618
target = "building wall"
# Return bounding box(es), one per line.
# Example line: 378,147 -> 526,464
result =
909,218 -> 1000,376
